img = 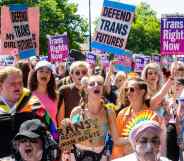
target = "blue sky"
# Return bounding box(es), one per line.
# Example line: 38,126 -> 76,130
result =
72,0 -> 184,29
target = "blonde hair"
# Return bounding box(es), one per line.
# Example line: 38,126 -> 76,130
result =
0,66 -> 22,84
69,61 -> 89,74
141,62 -> 163,90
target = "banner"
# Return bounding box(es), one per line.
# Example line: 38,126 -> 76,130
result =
0,5 -> 39,58
112,50 -> 132,72
160,15 -> 184,55
48,33 -> 69,62
91,0 -> 135,55
85,52 -> 97,65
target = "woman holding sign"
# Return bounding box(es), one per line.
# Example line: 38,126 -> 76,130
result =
61,75 -> 127,161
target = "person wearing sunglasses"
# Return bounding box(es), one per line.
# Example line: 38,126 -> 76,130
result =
61,75 -> 128,161
112,74 -> 177,159
57,61 -> 90,127
1,119 -> 59,161
113,120 -> 171,161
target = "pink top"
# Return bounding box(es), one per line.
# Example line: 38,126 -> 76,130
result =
33,91 -> 57,126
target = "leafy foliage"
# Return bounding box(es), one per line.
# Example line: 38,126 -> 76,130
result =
127,2 -> 160,55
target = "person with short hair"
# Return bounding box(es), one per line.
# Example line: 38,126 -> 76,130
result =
0,66 -> 57,158
57,61 -> 90,127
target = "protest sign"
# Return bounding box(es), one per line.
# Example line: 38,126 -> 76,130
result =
99,53 -> 109,67
48,33 -> 69,62
151,55 -> 161,63
112,50 -> 132,72
0,55 -> 14,66
91,0 -> 135,55
0,5 -> 39,58
160,15 -> 184,55
133,55 -> 145,73
58,118 -> 101,150
85,52 -> 97,65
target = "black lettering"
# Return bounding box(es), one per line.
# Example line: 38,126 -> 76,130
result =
4,41 -> 16,48
11,11 -> 28,22
100,19 -> 106,30
14,24 -> 31,38
107,8 -> 113,18
102,7 -> 108,17
74,122 -> 84,133
121,24 -> 128,35
6,33 -> 14,40
115,23 -> 123,35
84,120 -> 91,129
109,22 -> 116,33
103,19 -> 111,31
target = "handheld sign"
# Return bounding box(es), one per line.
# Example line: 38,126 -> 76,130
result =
160,15 -> 184,55
91,0 -> 135,55
48,33 -> 69,62
0,5 -> 39,57
58,118 -> 102,150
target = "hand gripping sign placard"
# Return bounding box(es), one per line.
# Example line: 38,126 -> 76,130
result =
58,118 -> 102,150
91,0 -> 135,55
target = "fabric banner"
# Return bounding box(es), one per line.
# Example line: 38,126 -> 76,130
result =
0,5 -> 39,58
91,0 -> 135,55
160,15 -> 184,55
112,50 -> 132,72
48,33 -> 69,62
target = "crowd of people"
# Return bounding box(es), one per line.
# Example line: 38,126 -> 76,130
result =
0,55 -> 184,161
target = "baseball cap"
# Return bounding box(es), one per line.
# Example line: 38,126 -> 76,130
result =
14,119 -> 45,140
35,60 -> 53,71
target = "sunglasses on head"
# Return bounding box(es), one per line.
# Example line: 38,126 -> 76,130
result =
88,81 -> 103,87
75,70 -> 87,76
125,87 -> 136,93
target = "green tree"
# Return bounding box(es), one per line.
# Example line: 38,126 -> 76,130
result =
0,0 -> 88,54
127,2 -> 160,55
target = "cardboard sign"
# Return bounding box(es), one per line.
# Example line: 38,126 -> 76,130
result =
0,5 -> 39,57
58,118 -> 102,149
160,15 -> 184,55
48,33 -> 69,62
91,0 -> 135,55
